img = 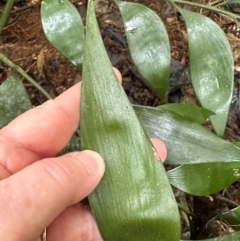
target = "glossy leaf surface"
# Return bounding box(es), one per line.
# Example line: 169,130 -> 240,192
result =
180,8 -> 233,136
41,0 -> 84,72
157,103 -> 215,124
222,206 -> 240,231
134,106 -> 240,165
168,162 -> 240,196
80,1 -> 180,240
0,72 -> 31,129
116,1 -> 170,100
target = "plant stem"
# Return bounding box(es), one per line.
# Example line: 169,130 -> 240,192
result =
171,0 -> 240,21
0,52 -> 52,100
177,201 -> 196,217
0,0 -> 15,35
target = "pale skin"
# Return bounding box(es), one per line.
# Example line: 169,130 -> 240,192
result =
0,69 -> 167,241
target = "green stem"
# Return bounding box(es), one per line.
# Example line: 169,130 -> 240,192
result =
0,52 -> 52,100
177,193 -> 197,239
177,201 -> 196,217
0,0 -> 15,35
177,192 -> 194,215
171,0 -> 240,21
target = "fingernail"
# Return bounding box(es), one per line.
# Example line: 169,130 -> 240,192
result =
71,151 -> 105,175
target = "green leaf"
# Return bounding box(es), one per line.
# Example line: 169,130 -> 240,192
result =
80,0 -> 180,240
182,231 -> 240,241
41,0 -> 84,72
0,72 -> 32,129
179,8 -> 234,137
134,105 -> 240,165
116,1 -> 170,100
168,162 -> 240,196
222,206 -> 240,231
157,103 -> 215,124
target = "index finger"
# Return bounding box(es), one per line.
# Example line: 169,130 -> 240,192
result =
0,82 -> 81,174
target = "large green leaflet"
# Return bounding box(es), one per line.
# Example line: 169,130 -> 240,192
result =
179,8 -> 233,137
0,72 -> 32,129
41,0 -> 84,72
134,106 -> 240,165
116,1 -> 170,100
80,0 -> 180,240
168,162 -> 240,196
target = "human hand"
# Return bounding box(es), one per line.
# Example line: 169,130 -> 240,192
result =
0,68 -> 167,241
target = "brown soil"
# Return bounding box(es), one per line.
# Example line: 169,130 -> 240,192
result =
1,0 -> 240,240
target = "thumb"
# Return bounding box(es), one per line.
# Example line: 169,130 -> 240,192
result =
0,150 -> 105,241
